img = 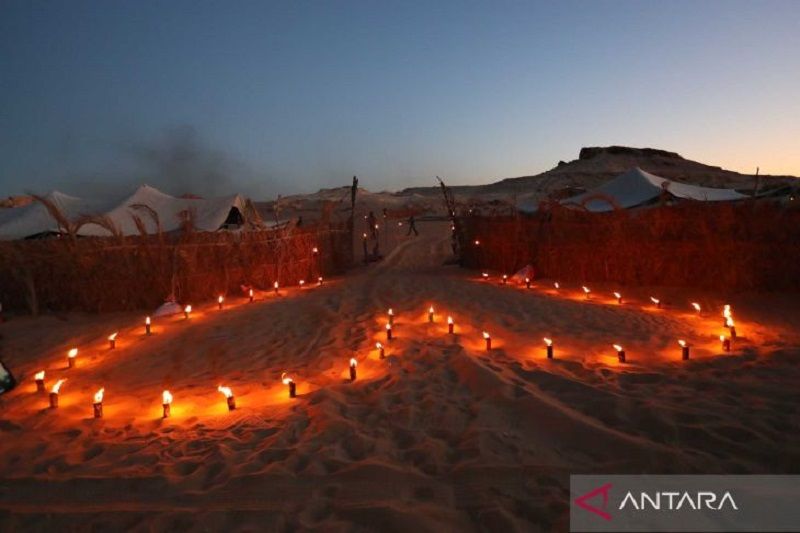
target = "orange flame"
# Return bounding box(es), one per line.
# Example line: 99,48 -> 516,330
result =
428,305 -> 434,313
299,280 -> 305,286
274,281 -> 279,289
543,337 -> 553,346
162,390 -> 173,405
218,295 -> 224,304
385,323 -> 392,331
678,340 -> 686,347
582,286 -> 590,294
281,372 -> 293,385
483,331 -> 490,339
217,385 -> 233,398
68,348 -> 78,358
108,332 -> 118,341
474,240 -> 480,245
613,344 -> 623,352
184,305 -> 192,314
554,282 -> 560,289
719,334 -> 726,342
312,247 -> 318,253
691,302 -> 701,312
723,305 -> 732,319
51,379 -> 66,394
388,308 -> 394,316
249,288 -> 254,296
650,297 -> 660,305
613,292 -> 621,299
146,316 -> 151,325
35,370 -> 45,381
447,316 -> 454,325
482,272 -> 488,278
726,317 -> 735,327
94,388 -> 104,403
349,358 -> 358,368
375,342 -> 383,350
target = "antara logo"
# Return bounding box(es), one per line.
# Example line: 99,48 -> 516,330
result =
575,484 -> 739,521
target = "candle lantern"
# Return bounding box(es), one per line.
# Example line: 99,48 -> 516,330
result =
678,340 -> 690,360
49,379 -> 66,408
614,292 -> 622,304
544,337 -> 553,359
349,358 -> 358,381
582,286 -> 590,300
35,370 -> 45,392
145,316 -> 152,336
614,344 -> 625,363
525,277 -> 531,289
720,334 -> 731,352
447,316 -> 454,334
108,332 -> 117,350
428,306 -> 435,323
282,373 -> 296,398
388,308 -> 394,325
184,305 -> 192,319
93,388 -> 104,418
385,323 -> 393,341
726,318 -> 737,340
249,288 -> 254,303
483,332 -> 492,351
274,281 -> 279,294
376,342 -> 385,359
67,348 -> 78,369
650,297 -> 661,309
218,295 -> 224,310
218,386 -> 236,411
162,390 -> 173,418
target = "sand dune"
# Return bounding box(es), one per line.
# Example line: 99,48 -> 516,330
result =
1,221 -> 799,530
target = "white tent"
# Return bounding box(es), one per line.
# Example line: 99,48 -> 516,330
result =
559,168 -> 748,213
0,185 -> 250,240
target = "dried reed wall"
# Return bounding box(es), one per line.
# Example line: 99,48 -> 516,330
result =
457,201 -> 800,291
0,223 -> 352,314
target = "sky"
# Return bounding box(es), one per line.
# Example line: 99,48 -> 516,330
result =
1,0 -> 799,199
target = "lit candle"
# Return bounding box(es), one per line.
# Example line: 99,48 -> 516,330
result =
145,316 -> 151,335
483,331 -> 492,351
67,348 -> 78,369
691,302 -> 701,314
544,337 -> 553,359
650,297 -> 661,309
217,385 -> 236,411
582,286 -> 590,299
447,316 -> 454,334
678,340 -> 690,360
49,379 -> 66,408
299,280 -> 305,288
525,277 -> 531,289
613,344 -> 625,363
722,305 -> 732,327
249,288 -> 254,303
274,281 -> 279,294
318,276 -> 323,286
108,332 -> 117,349
34,370 -> 45,392
385,323 -> 393,341
428,306 -> 435,323
312,247 -> 319,255
184,305 -> 192,319
502,274 -> 508,285
376,342 -> 385,359
554,281 -> 560,290
482,272 -> 489,281
726,317 -> 737,340
349,358 -> 358,381
282,373 -> 296,398
720,334 -> 731,352
613,292 -> 622,304
93,388 -> 104,418
474,240 -> 480,246
162,390 -> 173,418
218,295 -> 224,310
388,308 -> 394,325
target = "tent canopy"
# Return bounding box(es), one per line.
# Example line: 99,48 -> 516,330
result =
0,185 -> 251,240
559,168 -> 748,213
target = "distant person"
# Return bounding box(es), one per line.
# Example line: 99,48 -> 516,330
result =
367,211 -> 378,238
407,215 -> 419,236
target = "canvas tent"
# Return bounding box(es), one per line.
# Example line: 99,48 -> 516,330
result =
558,168 -> 748,213
0,185 -> 253,240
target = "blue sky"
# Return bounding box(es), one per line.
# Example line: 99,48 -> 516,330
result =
1,0 -> 799,198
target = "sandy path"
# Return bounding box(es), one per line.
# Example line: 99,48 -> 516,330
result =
1,221 -> 799,531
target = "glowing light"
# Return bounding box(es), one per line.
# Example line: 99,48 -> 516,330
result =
51,379 -> 66,394
146,316 -> 151,325
299,280 -> 305,287
217,385 -> 233,398
554,282 -> 560,289
678,340 -> 687,347
474,240 -> 480,246
162,390 -> 173,405
483,331 -> 490,339
650,297 -> 660,306
312,247 -> 318,254
281,372 -> 293,385
543,337 -> 553,346
94,388 -> 105,403
68,348 -> 78,359
613,344 -> 623,352
447,316 -> 453,325
34,370 -> 45,381
691,302 -> 701,312
108,332 -> 118,341
349,358 -> 358,368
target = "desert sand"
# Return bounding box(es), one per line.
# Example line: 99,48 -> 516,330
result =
1,220 -> 799,530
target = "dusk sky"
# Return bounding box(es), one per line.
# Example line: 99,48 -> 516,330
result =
2,0 -> 799,198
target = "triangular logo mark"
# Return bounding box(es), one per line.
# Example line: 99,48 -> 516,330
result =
574,483 -> 613,521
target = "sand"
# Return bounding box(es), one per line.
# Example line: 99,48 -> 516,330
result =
1,221 -> 799,531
